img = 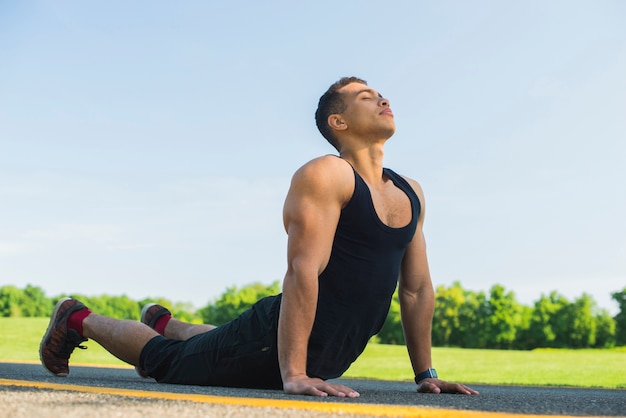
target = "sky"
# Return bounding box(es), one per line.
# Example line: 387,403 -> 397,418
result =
1,1 -> 625,314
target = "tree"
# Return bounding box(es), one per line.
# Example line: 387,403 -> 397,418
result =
524,292 -> 568,348
454,287 -> 490,348
611,288 -> 626,346
566,294 -> 597,348
62,294 -> 141,320
484,285 -> 522,348
432,282 -> 464,346
21,285 -> 52,317
594,309 -> 616,348
0,284 -> 51,317
1,281 -> 620,349
378,289 -> 403,344
0,285 -> 24,317
199,281 -> 281,325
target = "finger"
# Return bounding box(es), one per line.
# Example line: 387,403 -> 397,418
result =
443,382 -> 480,395
447,383 -> 479,395
284,381 -> 330,397
305,385 -> 329,397
453,384 -> 471,395
462,385 -> 480,395
417,382 -> 441,394
324,383 -> 360,398
335,384 -> 360,398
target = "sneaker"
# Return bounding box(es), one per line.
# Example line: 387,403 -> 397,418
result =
39,298 -> 88,377
140,303 -> 171,330
135,303 -> 172,378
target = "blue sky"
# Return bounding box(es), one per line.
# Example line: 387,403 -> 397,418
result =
1,1 -> 625,314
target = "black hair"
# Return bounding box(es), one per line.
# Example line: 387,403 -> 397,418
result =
314,76 -> 367,150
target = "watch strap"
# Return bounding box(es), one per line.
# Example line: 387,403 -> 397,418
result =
415,368 -> 438,384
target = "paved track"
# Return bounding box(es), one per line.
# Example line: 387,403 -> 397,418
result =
1,362 -> 624,417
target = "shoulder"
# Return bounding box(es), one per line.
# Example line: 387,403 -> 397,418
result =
396,173 -> 426,223
396,173 -> 425,203
294,155 -> 353,178
289,155 -> 354,201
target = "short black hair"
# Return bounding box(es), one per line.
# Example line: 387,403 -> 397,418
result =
315,76 -> 367,150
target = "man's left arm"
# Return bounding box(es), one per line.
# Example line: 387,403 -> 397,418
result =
399,178 -> 479,395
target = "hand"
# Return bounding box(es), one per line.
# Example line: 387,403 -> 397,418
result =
283,375 -> 360,398
417,378 -> 479,395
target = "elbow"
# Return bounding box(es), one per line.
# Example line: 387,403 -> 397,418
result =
400,281 -> 434,311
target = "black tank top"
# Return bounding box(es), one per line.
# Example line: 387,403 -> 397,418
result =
306,165 -> 421,379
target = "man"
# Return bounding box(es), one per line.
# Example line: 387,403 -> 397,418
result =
40,77 -> 478,397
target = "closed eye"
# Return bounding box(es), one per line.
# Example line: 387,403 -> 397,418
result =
356,89 -> 383,100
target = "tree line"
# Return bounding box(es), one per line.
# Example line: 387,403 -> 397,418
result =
2,282 -> 625,349
380,282 -> 625,349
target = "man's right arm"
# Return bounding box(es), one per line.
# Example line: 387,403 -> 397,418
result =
278,156 -> 358,397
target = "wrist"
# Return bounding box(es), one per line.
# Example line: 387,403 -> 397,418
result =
415,368 -> 437,384
282,372 -> 308,382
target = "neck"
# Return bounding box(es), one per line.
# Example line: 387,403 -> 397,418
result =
339,143 -> 385,184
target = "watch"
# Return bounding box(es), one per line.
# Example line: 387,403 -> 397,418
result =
415,368 -> 438,384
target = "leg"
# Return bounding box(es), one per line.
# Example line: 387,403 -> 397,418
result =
82,314 -> 158,366
140,303 -> 216,341
163,318 -> 216,341
146,309 -> 282,388
133,303 -> 216,379
139,296 -> 282,388
40,298 -> 159,377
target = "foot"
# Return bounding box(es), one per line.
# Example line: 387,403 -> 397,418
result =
140,303 -> 172,330
39,298 -> 88,377
135,303 -> 172,378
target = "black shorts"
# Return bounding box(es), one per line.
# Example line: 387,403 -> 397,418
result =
139,295 -> 283,389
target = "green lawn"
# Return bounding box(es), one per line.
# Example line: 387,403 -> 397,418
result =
345,343 -> 626,389
3,317 -> 625,389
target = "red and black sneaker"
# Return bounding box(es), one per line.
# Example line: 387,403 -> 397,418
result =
140,303 -> 171,330
39,298 -> 88,377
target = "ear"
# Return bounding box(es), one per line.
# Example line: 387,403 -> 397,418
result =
327,114 -> 347,132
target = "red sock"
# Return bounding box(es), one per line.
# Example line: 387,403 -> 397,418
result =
67,308 -> 92,337
153,313 -> 172,336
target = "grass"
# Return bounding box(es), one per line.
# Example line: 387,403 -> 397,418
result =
1,317 -> 130,367
345,343 -> 626,389
3,317 -> 625,389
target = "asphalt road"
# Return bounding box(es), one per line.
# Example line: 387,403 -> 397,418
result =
1,362 -> 624,417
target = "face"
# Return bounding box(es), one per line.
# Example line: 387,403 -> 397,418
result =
335,82 -> 395,140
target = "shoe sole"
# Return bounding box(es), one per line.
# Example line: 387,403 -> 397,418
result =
136,303 -> 159,379
39,297 -> 72,377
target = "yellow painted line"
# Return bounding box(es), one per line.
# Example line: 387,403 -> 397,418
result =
0,359 -> 132,369
0,378 -> 583,418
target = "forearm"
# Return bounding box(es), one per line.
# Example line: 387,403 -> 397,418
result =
277,269 -> 318,382
400,284 -> 435,375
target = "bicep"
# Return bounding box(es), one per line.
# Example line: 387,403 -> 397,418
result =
284,193 -> 340,276
282,161 -> 347,276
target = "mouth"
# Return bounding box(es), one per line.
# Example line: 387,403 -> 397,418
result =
380,108 -> 394,116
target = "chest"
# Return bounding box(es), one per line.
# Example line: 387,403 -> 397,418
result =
367,180 -> 412,228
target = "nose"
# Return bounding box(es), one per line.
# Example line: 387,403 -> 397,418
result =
379,97 -> 390,107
